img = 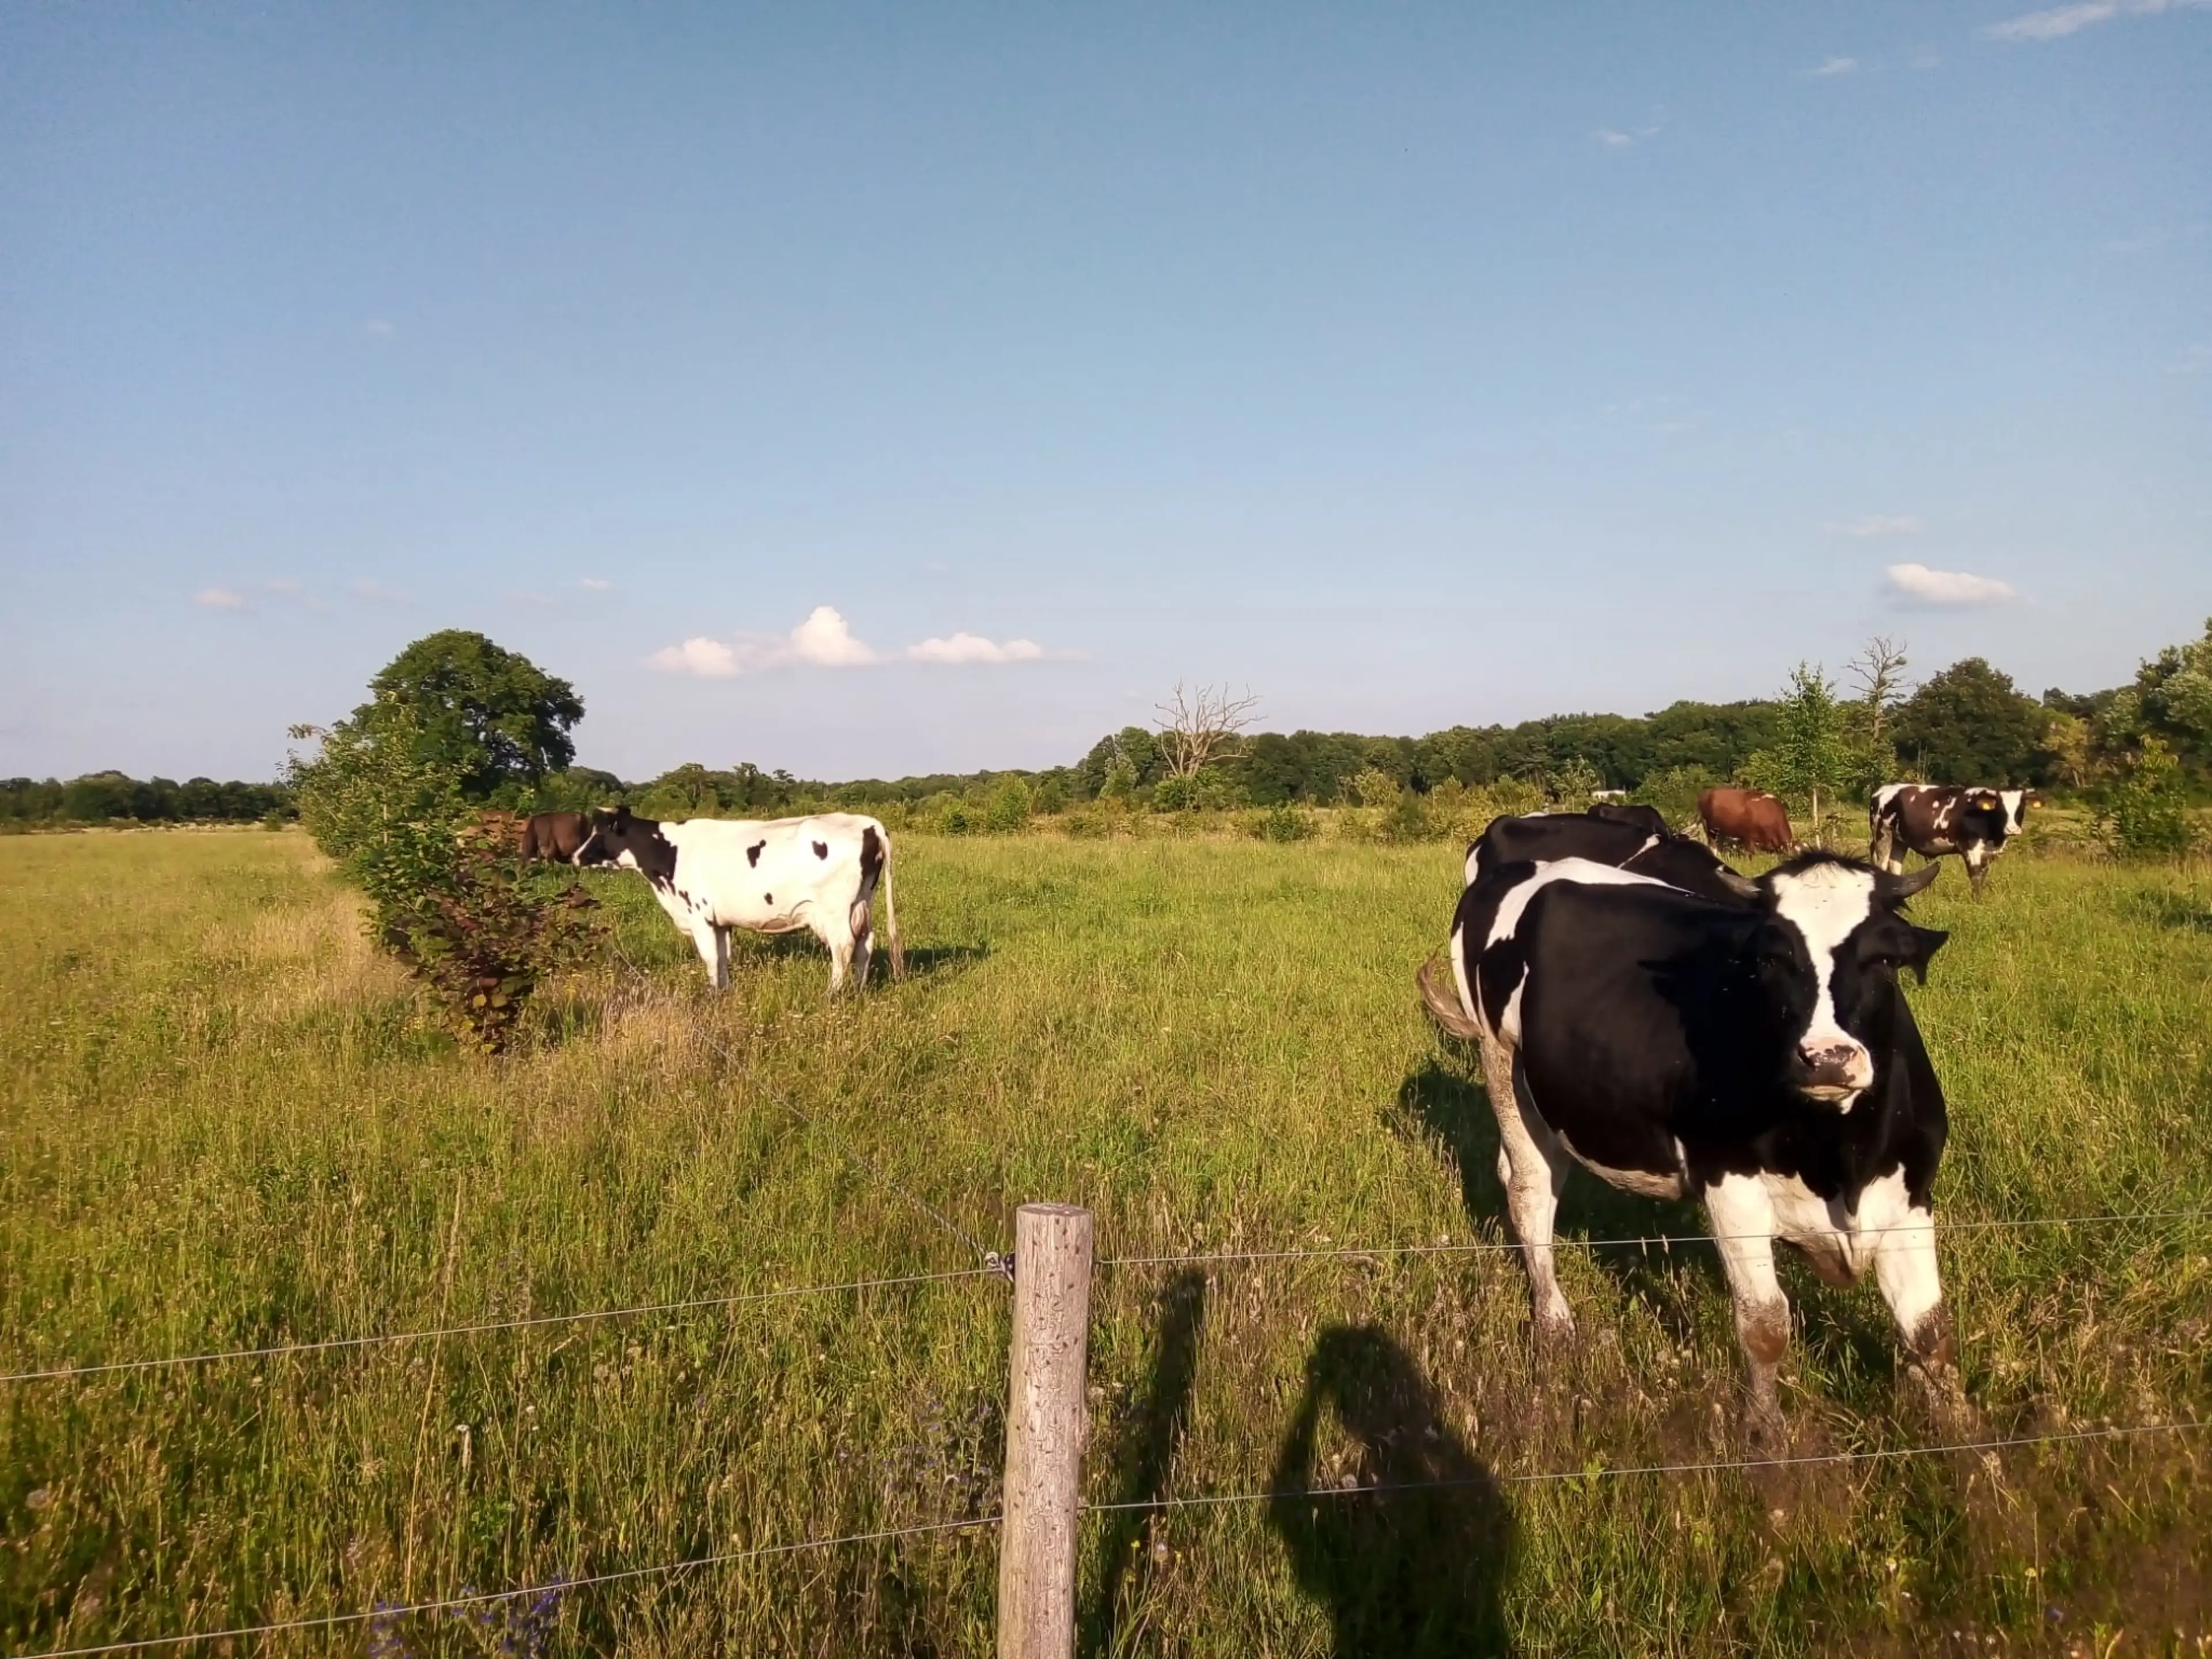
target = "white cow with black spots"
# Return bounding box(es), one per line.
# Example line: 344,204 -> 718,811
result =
1419,850 -> 1961,1444
574,806 -> 903,994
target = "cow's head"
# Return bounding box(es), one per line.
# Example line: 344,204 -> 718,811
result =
1999,788 -> 2030,837
571,805 -> 676,881
1755,853 -> 1948,1107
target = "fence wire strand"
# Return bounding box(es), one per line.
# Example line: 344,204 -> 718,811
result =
0,1266 -> 994,1387
1099,1206 -> 2212,1272
6,1515 -> 1002,1659
12,1207 -> 2205,1386
1082,1418 -> 2211,1516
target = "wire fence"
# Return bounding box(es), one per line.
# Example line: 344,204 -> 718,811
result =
8,1206 -> 2207,1388
13,1418 -> 2203,1659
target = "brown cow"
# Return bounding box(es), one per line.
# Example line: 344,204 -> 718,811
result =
1698,787 -> 1792,854
518,810 -> 593,863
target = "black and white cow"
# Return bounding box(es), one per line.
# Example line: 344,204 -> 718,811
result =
1420,851 -> 1957,1439
1869,783 -> 2029,895
1463,809 -> 1756,904
574,806 -> 903,994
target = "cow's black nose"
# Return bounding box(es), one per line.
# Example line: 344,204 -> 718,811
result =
1797,1041 -> 1872,1093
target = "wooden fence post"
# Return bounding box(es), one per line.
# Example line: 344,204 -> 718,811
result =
997,1202 -> 1094,1659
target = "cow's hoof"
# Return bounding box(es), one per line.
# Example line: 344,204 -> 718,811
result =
1531,1309 -> 1578,1353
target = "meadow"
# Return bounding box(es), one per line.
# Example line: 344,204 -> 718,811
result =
2,825 -> 2208,1657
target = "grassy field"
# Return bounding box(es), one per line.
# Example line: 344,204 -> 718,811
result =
2,827 -> 2209,1657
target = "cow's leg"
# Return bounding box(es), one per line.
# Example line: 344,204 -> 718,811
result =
1964,843 -> 1988,897
1872,1198 -> 1969,1428
850,916 -> 873,992
1703,1175 -> 1790,1448
847,885 -> 876,992
1483,1037 -> 1575,1342
690,919 -> 728,990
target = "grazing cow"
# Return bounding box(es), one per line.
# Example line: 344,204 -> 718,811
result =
1699,786 -> 1793,855
518,810 -> 592,863
573,806 -> 903,994
1420,853 -> 1956,1440
1464,810 -> 1756,903
1869,783 -> 2030,895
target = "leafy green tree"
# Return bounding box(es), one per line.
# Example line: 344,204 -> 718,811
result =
2116,616 -> 2212,778
2100,736 -> 2195,859
984,775 -> 1035,833
1892,657 -> 2046,785
363,630 -> 584,801
1753,664 -> 1854,835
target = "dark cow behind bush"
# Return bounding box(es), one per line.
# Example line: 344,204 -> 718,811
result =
518,810 -> 592,863
1420,851 -> 1959,1441
1869,783 -> 2031,895
1699,786 -> 1793,854
574,806 -> 903,994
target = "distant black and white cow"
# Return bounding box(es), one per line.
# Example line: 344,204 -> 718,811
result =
1419,851 -> 1957,1439
573,806 -> 903,994
1463,809 -> 1756,904
1869,783 -> 2029,895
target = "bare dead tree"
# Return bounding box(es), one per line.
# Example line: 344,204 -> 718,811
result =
1845,636 -> 1912,750
1154,681 -> 1262,779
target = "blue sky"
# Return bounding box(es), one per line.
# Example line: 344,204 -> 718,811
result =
3,3 -> 2207,783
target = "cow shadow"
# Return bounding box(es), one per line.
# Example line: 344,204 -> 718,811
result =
895,942 -> 991,980
2130,890 -> 2212,935
1270,1325 -> 1517,1658
1395,1060 -> 1719,1341
1082,1269 -> 1206,1657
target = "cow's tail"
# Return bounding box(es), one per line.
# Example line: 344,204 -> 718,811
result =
881,828 -> 906,980
1417,949 -> 1483,1041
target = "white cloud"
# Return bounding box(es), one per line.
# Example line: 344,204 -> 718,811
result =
264,578 -> 302,594
2169,343 -> 2212,374
352,579 -> 410,604
649,637 -> 741,678
1824,514 -> 1925,537
1909,49 -> 1944,67
1886,563 -> 2018,605
363,317 -> 396,338
578,577 -> 614,590
649,605 -> 1060,678
906,633 -> 1046,665
1590,123 -> 1662,149
1809,56 -> 1860,75
786,604 -> 881,667
193,587 -> 251,612
1984,0 -> 2207,41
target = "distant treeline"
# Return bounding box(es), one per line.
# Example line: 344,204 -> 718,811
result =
1,773 -> 295,827
22,634 -> 2206,830
575,654 -> 2115,820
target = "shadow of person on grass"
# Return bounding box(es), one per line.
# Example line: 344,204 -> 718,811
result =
1270,1325 -> 1516,1658
1396,1059 -> 1717,1343
1082,1269 -> 1206,1657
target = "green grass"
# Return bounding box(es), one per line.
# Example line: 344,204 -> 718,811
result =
2,828 -> 2209,1656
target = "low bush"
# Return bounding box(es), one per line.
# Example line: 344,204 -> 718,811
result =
2099,737 -> 2197,860
287,700 -> 597,1052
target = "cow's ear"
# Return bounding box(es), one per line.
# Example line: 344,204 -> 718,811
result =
1904,926 -> 1948,985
